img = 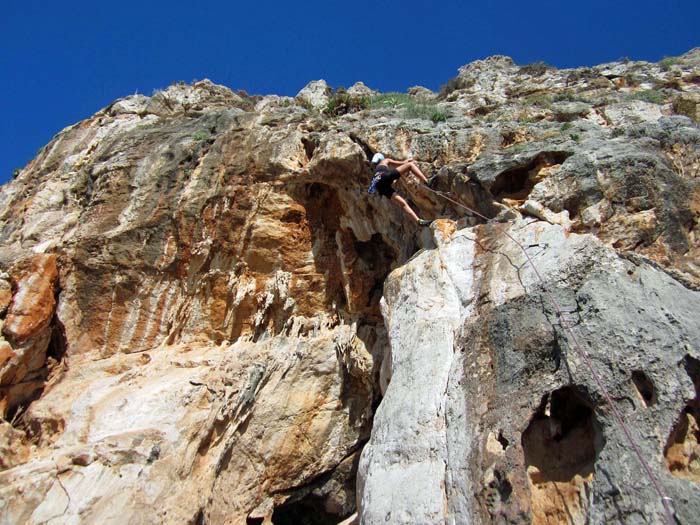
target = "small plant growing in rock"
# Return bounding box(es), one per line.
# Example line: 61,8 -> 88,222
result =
565,68 -> 599,87
628,90 -> 667,105
431,111 -> 447,123
660,56 -> 682,71
408,102 -> 448,122
370,92 -> 413,109
524,94 -> 552,107
295,97 -> 315,111
12,167 -> 21,179
553,92 -> 575,102
519,115 -> 541,124
371,93 -> 448,122
519,61 -> 554,76
627,126 -> 648,138
553,91 -> 589,103
672,95 -> 700,121
611,127 -> 626,138
439,76 -> 475,99
570,133 -> 581,142
324,88 -> 369,117
193,131 -> 208,141
561,122 -> 573,131
623,74 -> 641,87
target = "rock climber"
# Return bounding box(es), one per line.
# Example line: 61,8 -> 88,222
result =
368,153 -> 437,226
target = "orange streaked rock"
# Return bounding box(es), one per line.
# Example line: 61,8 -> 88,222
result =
3,254 -> 58,344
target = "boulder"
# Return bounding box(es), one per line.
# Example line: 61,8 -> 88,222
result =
296,79 -> 331,109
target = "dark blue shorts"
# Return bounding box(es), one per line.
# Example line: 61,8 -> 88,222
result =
376,169 -> 401,198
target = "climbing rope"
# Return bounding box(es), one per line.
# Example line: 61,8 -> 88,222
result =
424,186 -> 677,525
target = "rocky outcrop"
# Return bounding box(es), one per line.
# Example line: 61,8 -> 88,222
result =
358,220 -> 700,524
0,49 -> 699,524
1,254 -> 59,419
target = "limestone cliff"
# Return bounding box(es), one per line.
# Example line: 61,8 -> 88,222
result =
1,50 -> 699,524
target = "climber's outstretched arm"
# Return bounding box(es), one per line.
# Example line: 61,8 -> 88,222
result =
385,157 -> 412,167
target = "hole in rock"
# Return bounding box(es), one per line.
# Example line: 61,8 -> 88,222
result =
501,129 -> 528,148
684,354 -> 700,397
472,105 -> 497,117
352,233 -> 395,315
270,452 -> 360,525
302,136 -> 319,161
665,405 -> 700,481
4,309 -> 68,427
4,330 -> 67,426
5,389 -> 43,427
246,517 -> 263,525
497,431 -> 510,450
280,208 -> 305,224
683,74 -> 700,85
522,386 -> 603,525
494,470 -> 513,502
272,484 -> 355,525
483,468 -> 514,517
631,370 -> 657,407
47,314 -> 68,364
490,151 -> 572,203
664,355 -> 700,481
271,495 -> 340,525
482,467 -> 515,519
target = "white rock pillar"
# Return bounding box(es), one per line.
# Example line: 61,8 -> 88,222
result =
357,223 -> 478,524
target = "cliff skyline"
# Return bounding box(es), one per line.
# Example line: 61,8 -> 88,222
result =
3,0 -> 699,185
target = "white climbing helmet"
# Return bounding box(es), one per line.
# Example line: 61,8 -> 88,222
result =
371,153 -> 385,164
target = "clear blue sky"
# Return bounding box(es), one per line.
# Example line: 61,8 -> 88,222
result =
1,0 -> 698,186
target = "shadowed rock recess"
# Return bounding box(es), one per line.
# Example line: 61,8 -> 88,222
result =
1,51 -> 700,524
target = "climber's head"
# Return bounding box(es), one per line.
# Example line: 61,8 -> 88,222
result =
371,153 -> 384,166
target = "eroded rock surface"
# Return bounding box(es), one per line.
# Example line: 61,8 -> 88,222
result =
358,220 -> 700,524
1,49 -> 699,524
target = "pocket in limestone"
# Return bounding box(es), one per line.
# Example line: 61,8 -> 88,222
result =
522,386 -> 604,525
664,355 -> 700,481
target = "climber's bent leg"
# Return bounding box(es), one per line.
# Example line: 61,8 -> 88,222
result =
397,161 -> 429,184
391,193 -> 421,223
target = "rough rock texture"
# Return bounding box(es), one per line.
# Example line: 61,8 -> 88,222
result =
1,49 -> 699,524
1,254 -> 59,418
297,80 -> 332,109
358,220 -> 700,524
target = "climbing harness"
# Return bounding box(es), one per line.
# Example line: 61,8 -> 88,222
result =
424,186 -> 677,525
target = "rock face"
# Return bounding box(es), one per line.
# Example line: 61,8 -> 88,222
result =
358,220 -> 700,524
0,50 -> 699,524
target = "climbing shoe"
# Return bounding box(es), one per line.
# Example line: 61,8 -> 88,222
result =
427,175 -> 438,188
418,219 -> 432,227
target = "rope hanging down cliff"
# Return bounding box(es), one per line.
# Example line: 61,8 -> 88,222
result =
423,185 -> 677,525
